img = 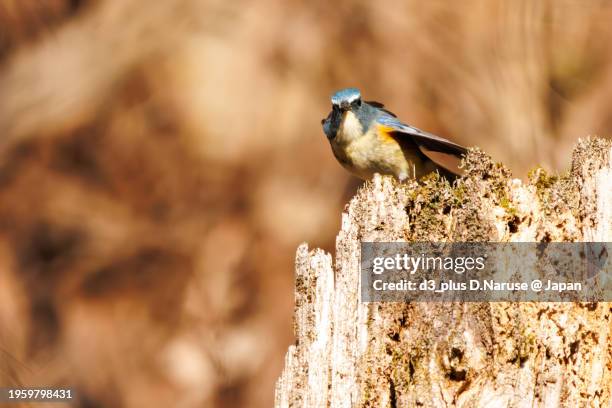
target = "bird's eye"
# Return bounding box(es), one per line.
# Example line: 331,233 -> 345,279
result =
352,99 -> 361,108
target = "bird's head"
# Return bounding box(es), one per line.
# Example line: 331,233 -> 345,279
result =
321,88 -> 363,140
331,87 -> 362,111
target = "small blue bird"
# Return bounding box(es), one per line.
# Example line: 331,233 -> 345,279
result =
322,88 -> 467,181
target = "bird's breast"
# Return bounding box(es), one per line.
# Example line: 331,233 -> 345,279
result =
331,125 -> 413,180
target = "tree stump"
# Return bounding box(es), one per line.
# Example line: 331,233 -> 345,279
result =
275,138 -> 612,407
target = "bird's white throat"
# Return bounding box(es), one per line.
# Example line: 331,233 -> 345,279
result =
337,111 -> 364,146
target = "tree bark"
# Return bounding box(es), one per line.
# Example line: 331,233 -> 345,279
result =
275,138 -> 612,408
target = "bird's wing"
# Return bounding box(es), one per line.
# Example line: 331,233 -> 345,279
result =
376,115 -> 466,155
376,115 -> 467,175
365,101 -> 397,117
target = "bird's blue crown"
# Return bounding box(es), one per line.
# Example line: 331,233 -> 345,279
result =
331,88 -> 361,106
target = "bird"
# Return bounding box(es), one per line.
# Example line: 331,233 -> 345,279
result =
321,88 -> 467,181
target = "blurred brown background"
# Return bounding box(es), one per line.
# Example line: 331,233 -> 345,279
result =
1,0 -> 612,407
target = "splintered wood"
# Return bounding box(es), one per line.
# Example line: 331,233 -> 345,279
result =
275,138 -> 612,408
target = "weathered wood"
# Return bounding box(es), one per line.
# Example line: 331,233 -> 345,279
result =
275,138 -> 612,408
